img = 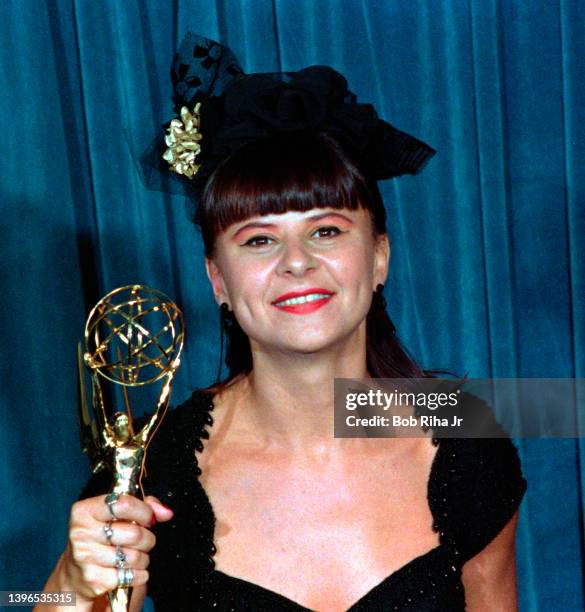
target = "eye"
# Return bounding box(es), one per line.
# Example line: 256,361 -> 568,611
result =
312,226 -> 343,239
243,235 -> 275,247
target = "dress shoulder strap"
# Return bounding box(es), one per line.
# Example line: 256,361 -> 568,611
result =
428,398 -> 527,563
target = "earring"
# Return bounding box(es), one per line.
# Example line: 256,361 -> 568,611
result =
220,302 -> 233,332
373,283 -> 396,335
374,283 -> 387,310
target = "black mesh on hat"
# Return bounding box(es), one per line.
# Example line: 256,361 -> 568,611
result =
140,34 -> 435,205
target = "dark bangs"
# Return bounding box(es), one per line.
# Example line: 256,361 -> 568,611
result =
198,131 -> 386,256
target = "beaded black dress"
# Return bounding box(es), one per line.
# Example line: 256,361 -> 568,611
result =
81,390 -> 527,611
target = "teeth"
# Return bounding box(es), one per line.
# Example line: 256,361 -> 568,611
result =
276,293 -> 332,306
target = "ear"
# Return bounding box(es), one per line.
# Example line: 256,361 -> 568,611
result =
373,234 -> 390,288
205,257 -> 229,306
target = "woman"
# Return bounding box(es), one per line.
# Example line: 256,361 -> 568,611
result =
40,35 -> 526,611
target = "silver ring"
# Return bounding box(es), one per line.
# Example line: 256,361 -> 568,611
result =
103,521 -> 114,545
117,567 -> 134,588
114,545 -> 127,569
105,492 -> 120,520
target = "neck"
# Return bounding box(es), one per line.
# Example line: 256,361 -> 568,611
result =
233,324 -> 369,454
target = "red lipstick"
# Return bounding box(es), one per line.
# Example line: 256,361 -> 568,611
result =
272,288 -> 335,315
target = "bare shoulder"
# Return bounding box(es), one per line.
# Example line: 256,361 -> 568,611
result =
462,510 -> 520,612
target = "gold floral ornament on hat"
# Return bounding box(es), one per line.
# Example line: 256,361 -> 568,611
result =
162,103 -> 202,178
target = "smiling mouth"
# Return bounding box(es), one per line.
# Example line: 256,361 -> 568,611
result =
274,293 -> 333,307
272,292 -> 335,315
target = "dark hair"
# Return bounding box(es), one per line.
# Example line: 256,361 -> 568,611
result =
197,132 -> 431,389
198,132 -> 386,256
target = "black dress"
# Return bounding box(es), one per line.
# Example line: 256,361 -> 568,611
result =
81,390 -> 527,611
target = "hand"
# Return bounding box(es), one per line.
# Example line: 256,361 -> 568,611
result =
61,494 -> 173,602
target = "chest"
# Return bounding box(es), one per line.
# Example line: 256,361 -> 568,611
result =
198,441 -> 440,611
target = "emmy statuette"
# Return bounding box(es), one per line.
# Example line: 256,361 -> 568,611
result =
77,286 -> 184,611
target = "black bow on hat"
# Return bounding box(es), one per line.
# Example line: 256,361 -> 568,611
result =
142,33 -> 435,200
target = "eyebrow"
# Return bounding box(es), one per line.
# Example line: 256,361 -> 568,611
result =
230,212 -> 355,240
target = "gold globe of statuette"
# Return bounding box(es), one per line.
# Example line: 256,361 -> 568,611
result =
84,285 -> 184,386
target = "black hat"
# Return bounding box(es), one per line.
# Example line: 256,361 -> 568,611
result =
141,33 -> 435,202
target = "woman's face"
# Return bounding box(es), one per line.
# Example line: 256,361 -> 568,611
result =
205,206 -> 389,355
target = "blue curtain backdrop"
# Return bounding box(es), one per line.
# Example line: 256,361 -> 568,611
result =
1,1 -> 583,610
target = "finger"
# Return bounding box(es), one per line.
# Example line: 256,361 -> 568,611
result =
97,494 -> 155,527
98,521 -> 156,552
103,568 -> 149,590
70,565 -> 149,598
144,496 -> 174,523
88,544 -> 150,570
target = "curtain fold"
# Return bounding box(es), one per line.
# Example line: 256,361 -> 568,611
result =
1,1 -> 583,608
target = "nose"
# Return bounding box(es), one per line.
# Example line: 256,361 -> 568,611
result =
276,239 -> 317,277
